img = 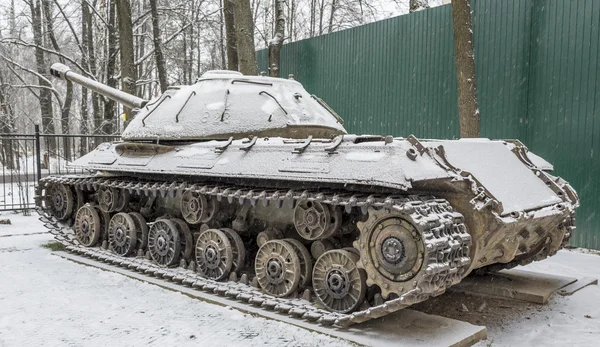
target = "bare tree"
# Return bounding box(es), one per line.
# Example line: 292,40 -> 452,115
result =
42,0 -> 73,158
149,0 -> 168,92
104,0 -> 119,134
268,0 -> 285,77
224,0 -> 238,71
0,70 -> 17,169
451,0 -> 480,138
28,0 -> 56,151
327,0 -> 337,33
116,0 -> 137,125
234,0 -> 258,75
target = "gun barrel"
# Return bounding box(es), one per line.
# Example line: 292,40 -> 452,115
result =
50,63 -> 147,109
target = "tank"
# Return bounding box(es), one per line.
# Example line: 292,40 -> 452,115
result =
38,63 -> 578,326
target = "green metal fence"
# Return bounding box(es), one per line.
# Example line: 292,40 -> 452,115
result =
257,0 -> 600,250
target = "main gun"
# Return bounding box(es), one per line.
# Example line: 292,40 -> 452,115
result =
50,63 -> 148,109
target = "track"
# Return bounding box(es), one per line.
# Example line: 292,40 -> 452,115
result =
37,175 -> 472,327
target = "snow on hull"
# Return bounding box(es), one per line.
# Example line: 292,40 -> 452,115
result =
425,139 -> 562,215
72,136 -> 565,215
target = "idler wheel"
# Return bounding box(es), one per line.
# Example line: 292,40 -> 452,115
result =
355,208 -> 425,298
294,201 -> 341,240
221,228 -> 246,272
108,212 -> 137,256
74,204 -> 101,247
148,219 -> 181,267
284,238 -> 313,288
44,183 -> 74,221
181,191 -> 217,224
170,218 -> 194,260
128,212 -> 149,250
312,249 -> 366,313
255,240 -> 301,297
195,229 -> 233,280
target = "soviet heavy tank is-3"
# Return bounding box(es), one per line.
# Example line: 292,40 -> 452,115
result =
37,63 -> 578,326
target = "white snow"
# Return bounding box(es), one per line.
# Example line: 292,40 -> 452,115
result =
0,212 -> 349,347
1,212 -> 599,347
428,140 -> 563,214
345,151 -> 387,161
473,250 -> 600,346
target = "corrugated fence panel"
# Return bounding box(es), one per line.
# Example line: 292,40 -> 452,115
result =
260,1 -> 534,139
527,0 -> 600,249
256,0 -> 600,250
266,6 -> 460,138
472,0 -> 532,140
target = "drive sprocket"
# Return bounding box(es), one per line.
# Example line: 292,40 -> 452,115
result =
354,206 -> 427,299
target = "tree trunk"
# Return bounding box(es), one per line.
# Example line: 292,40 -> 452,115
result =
80,86 -> 88,155
149,0 -> 168,92
137,0 -> 147,98
328,0 -> 337,33
268,0 -> 285,77
233,0 -> 258,75
288,0 -> 295,41
29,0 -> 56,152
80,6 -> 88,154
9,0 -> 16,35
189,8 -> 196,80
452,0 -> 480,138
0,74 -> 16,170
81,0 -> 101,135
42,0 -> 72,159
318,0 -> 325,35
219,0 -> 226,69
104,0 -> 118,134
309,0 -> 315,37
116,0 -> 137,126
182,29 -> 188,84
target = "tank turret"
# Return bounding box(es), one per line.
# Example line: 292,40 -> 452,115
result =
50,63 -> 347,141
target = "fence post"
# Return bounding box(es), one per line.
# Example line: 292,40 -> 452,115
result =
34,124 -> 42,182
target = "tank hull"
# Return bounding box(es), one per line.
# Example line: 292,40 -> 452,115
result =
68,135 -> 577,274
36,134 -> 577,325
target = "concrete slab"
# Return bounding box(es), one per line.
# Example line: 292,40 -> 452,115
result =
53,251 -> 487,347
557,277 -> 598,296
450,268 -> 595,304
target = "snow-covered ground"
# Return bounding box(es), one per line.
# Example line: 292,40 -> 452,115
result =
1,211 -> 599,347
0,212 -> 350,347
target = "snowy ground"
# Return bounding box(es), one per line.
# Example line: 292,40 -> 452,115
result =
1,211 -> 599,347
0,212 -> 350,347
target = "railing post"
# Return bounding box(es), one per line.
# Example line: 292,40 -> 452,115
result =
34,124 -> 42,182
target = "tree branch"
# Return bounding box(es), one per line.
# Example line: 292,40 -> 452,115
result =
1,38 -> 96,79
82,0 -> 110,27
134,7 -> 222,66
53,0 -> 84,55
5,64 -> 40,100
0,53 -> 64,110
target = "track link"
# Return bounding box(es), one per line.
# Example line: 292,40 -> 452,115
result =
37,175 -> 471,327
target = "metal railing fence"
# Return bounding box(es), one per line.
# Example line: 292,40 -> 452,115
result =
0,125 -> 120,211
